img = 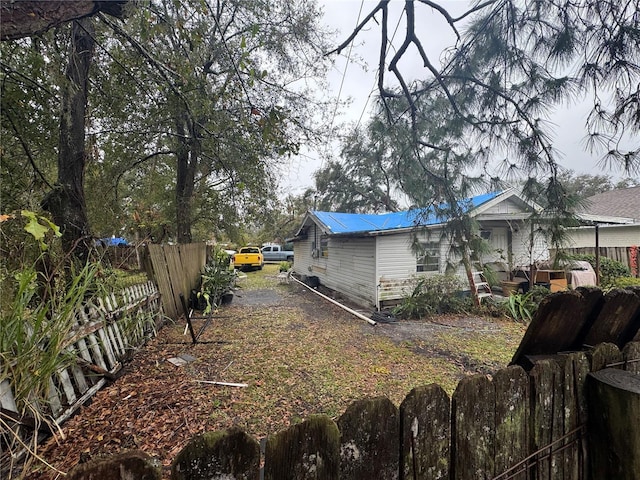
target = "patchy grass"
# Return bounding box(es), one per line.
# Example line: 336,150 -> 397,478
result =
31,263 -> 526,478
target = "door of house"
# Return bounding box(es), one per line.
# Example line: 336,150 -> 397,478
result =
486,227 -> 509,263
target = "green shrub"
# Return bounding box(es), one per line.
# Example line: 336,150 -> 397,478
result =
392,275 -> 470,319
278,261 -> 292,272
199,248 -> 236,313
606,276 -> 640,289
569,254 -> 630,288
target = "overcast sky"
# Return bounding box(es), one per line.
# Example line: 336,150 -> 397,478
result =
279,0 -> 624,197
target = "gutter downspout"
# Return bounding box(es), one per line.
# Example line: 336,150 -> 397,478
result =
290,275 -> 377,326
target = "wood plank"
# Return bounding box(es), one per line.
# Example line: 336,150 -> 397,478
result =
511,290 -> 600,368
57,368 -> 76,405
171,428 -> 260,480
494,366 -> 529,480
452,374 -> 495,480
583,289 -> 640,348
623,342 -> 640,374
530,360 -> 563,480
589,343 -> 623,372
148,244 -> 178,319
264,415 -> 340,480
337,396 -> 398,480
399,384 -> 450,480
562,352 -> 590,480
587,368 -> 640,480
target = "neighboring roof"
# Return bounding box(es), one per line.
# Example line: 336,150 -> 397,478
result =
303,191 -> 502,236
579,186 -> 640,222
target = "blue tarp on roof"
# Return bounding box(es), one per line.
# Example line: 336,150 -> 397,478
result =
312,191 -> 501,235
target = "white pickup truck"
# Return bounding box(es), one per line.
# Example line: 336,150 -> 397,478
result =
261,244 -> 294,262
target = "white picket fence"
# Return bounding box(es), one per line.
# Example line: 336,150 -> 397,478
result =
0,281 -> 162,463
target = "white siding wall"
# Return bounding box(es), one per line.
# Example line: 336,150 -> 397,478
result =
323,237 -> 376,306
376,230 -> 446,305
293,227 -> 375,307
482,197 -> 525,215
567,225 -> 640,248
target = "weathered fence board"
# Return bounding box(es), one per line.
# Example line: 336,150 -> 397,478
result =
147,243 -> 207,320
171,428 -> 260,480
264,415 -> 340,480
2,282 -> 162,475
512,288 -> 640,368
399,384 -> 450,480
623,342 -> 640,373
561,352 -> 590,480
337,396 -> 399,480
587,368 -> 640,480
583,289 -> 640,347
494,366 -> 529,480
452,374 -> 495,479
530,360 -> 563,480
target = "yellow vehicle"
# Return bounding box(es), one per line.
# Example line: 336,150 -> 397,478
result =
232,246 -> 264,271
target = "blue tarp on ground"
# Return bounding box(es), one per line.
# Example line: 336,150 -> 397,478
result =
97,236 -> 129,246
312,191 -> 501,235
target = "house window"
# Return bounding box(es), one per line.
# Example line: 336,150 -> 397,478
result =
417,242 -> 440,272
320,235 -> 329,258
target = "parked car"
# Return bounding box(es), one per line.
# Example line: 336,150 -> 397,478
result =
261,243 -> 294,262
232,247 -> 264,270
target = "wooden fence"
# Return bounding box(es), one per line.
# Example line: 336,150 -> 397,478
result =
147,243 -> 207,320
63,341 -> 640,480
0,282 -> 162,473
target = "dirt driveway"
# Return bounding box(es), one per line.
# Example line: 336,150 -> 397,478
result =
32,269 -> 525,479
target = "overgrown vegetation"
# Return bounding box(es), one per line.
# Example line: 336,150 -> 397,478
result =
392,275 -> 471,319
198,249 -> 236,313
0,213 -> 111,474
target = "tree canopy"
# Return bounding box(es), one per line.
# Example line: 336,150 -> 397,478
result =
1,0 -> 333,249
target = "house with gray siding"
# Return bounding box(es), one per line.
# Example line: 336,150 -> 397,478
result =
290,189 -> 550,309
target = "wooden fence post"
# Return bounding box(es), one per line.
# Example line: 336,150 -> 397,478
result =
623,342 -> 640,373
587,368 -> 640,480
529,359 -> 563,480
264,414 -> 340,480
493,366 -> 530,480
399,384 -> 450,480
337,396 -> 398,480
562,352 -> 590,480
583,289 -> 640,348
66,450 -> 161,480
171,428 -> 260,480
451,374 -> 495,480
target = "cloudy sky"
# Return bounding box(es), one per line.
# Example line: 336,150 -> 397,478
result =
279,0 -> 620,196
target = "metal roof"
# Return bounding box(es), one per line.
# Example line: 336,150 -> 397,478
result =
311,191 -> 501,235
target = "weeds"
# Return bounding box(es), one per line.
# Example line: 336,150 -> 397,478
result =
392,275 -> 470,319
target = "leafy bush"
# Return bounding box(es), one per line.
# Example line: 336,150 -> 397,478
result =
199,248 -> 236,313
503,285 -> 551,322
278,261 -> 292,272
392,275 -> 470,319
606,276 -> 640,289
569,254 -> 630,287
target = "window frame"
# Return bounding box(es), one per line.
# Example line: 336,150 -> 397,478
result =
416,241 -> 440,273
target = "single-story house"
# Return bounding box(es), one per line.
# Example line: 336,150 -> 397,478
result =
290,189 -> 552,309
569,186 -> 640,249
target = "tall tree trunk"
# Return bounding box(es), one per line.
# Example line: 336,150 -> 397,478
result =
42,18 -> 94,261
175,114 -> 198,244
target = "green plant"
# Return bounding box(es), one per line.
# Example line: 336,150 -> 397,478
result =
392,275 -> 470,319
605,276 -> 640,289
506,291 -> 535,322
278,261 -> 292,272
1,213 -> 110,474
199,248 -> 236,313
